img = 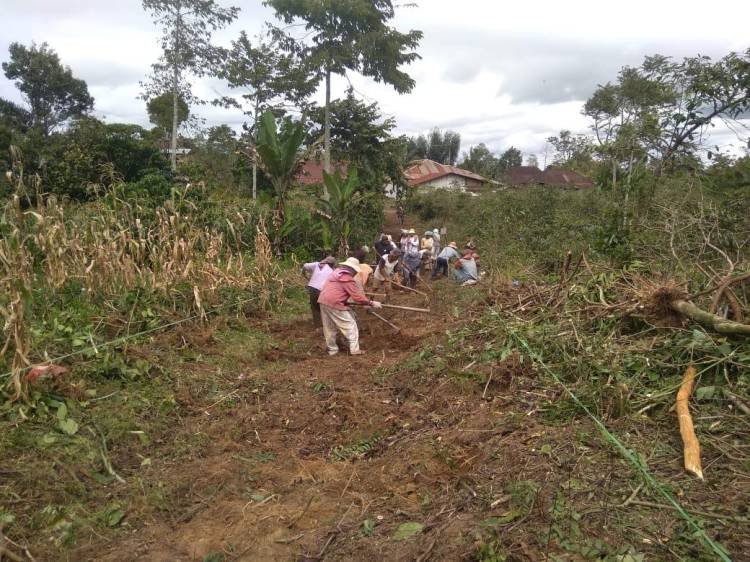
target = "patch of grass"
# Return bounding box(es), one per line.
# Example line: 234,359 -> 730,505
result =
331,434 -> 383,462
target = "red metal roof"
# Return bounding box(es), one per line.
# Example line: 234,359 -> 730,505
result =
504,166 -> 593,189
405,159 -> 487,187
540,167 -> 594,188
504,166 -> 543,185
295,160 -> 348,186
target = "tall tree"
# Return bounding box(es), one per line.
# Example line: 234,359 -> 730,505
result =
497,146 -> 523,173
146,90 -> 189,137
265,0 -> 422,195
408,128 -> 461,165
584,50 -> 750,175
142,0 -> 239,171
218,29 -> 315,199
311,90 -> 406,193
546,130 -> 592,170
526,154 -> 539,167
2,42 -> 93,137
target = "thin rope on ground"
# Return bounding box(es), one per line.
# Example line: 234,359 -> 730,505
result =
0,295 -> 260,382
505,323 -> 732,562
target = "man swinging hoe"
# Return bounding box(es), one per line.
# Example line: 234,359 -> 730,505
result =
317,257 -> 383,356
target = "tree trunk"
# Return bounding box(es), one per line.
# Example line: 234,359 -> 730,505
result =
252,103 -> 259,200
676,366 -> 703,480
170,5 -> 181,173
671,299 -> 750,336
171,79 -> 179,172
322,67 -> 331,200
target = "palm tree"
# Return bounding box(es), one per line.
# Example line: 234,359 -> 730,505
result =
254,111 -> 314,252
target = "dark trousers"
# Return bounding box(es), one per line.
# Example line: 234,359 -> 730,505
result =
308,287 -> 322,326
432,257 -> 449,278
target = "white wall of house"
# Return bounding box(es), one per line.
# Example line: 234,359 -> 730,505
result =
385,174 -> 483,198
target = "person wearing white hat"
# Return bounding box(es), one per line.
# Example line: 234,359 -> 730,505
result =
317,257 -> 382,355
432,241 -> 460,279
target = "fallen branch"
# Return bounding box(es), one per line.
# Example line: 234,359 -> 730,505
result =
723,389 -> 750,416
676,366 -> 703,480
671,300 -> 750,336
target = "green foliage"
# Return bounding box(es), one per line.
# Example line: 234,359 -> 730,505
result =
461,144 -> 523,179
255,110 -> 310,249
266,0 -> 423,94
407,127 -> 461,165
146,91 -> 189,133
217,29 -> 315,130
41,118 -> 170,200
2,42 -> 94,137
319,169 -> 373,255
311,90 -> 407,195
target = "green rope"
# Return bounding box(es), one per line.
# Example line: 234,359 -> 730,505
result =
505,323 -> 732,562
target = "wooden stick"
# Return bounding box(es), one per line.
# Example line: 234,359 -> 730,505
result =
391,281 -> 428,298
676,366 -> 703,480
380,303 -> 430,313
367,310 -> 400,332
415,273 -> 434,292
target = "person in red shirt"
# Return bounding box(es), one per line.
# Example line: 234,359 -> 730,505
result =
317,257 -> 382,355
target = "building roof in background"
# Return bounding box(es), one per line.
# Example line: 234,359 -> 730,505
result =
540,167 -> 594,188
504,165 -> 543,185
295,160 -> 348,186
504,165 -> 593,189
405,159 -> 487,187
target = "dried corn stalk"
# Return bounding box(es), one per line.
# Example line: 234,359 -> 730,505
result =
676,366 -> 703,480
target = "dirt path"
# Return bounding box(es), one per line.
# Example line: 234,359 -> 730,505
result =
75,278 -> 650,561
64,210 -> 722,561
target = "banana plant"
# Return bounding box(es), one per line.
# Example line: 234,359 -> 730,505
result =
254,110 -> 316,252
318,169 -> 368,256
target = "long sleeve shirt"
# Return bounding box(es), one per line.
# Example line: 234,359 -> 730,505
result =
438,246 -> 460,261
318,268 -> 373,310
302,262 -> 334,291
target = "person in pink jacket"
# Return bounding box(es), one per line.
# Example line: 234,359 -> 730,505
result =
317,257 -> 382,355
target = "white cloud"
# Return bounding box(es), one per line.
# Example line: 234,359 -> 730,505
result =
0,0 -> 748,158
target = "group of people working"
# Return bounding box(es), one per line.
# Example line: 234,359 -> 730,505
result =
302,228 -> 480,356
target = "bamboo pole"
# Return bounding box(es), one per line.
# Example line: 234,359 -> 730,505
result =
676,366 -> 703,480
391,281 -> 428,298
351,303 -> 430,313
381,303 -> 430,313
367,310 -> 400,332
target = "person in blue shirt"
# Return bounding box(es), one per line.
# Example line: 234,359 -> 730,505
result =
432,241 -> 460,278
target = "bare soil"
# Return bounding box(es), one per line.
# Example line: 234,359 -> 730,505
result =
58,278 -> 746,562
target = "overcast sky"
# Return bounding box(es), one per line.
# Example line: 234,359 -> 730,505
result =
2,0 -> 749,162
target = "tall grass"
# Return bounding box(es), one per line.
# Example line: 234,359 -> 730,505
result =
1,157 -> 281,400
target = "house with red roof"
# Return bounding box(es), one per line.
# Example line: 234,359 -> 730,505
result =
386,159 -> 487,197
503,165 -> 593,189
294,159 -> 348,186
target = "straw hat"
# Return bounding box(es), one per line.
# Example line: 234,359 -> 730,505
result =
448,241 -> 458,249
424,230 -> 432,237
408,228 -> 416,234
339,257 -> 361,273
